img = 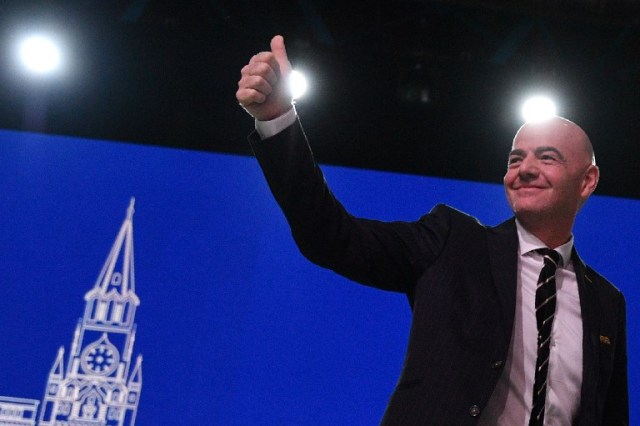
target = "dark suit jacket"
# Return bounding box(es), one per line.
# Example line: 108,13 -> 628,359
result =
249,118 -> 628,425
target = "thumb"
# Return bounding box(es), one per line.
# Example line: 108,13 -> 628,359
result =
270,35 -> 292,76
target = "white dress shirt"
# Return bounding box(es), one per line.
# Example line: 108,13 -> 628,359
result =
480,220 -> 583,425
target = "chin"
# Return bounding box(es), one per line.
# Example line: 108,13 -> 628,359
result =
509,193 -> 552,211
511,202 -> 553,220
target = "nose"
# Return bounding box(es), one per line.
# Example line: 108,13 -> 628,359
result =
518,155 -> 539,180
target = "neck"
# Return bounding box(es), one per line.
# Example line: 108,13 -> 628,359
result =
516,214 -> 574,249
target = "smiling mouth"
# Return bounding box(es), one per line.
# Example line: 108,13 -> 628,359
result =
514,186 -> 548,195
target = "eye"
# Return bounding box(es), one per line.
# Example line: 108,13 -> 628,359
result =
507,156 -> 522,166
540,154 -> 558,162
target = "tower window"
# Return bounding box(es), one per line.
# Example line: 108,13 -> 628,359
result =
111,272 -> 122,286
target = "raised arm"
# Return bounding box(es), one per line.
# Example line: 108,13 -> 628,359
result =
236,37 -> 451,297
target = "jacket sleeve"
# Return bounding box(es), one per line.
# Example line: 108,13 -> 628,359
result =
249,118 -> 451,295
602,290 -> 629,425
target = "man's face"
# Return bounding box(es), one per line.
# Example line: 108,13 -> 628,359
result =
503,120 -> 597,224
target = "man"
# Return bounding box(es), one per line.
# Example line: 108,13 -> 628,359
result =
236,36 -> 628,425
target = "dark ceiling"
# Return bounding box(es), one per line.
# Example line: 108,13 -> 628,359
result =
1,0 -> 639,199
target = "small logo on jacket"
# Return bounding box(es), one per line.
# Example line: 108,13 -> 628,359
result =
599,335 -> 612,345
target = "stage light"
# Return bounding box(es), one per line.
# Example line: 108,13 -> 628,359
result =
289,70 -> 308,100
521,96 -> 556,122
18,35 -> 62,75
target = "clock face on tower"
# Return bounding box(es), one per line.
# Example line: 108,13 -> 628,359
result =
81,340 -> 120,376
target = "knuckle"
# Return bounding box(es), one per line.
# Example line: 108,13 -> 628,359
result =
252,61 -> 268,74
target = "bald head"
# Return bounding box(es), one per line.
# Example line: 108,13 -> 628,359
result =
504,115 -> 600,246
514,116 -> 596,166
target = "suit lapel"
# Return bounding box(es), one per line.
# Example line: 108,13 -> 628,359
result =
487,218 -> 519,342
572,249 -> 601,422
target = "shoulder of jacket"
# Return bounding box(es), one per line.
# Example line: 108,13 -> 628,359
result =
583,263 -> 625,300
429,203 -> 486,227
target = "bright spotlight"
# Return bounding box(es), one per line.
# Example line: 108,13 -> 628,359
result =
521,96 -> 556,122
289,70 -> 308,100
19,35 -> 62,75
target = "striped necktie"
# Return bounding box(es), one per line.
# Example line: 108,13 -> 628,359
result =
529,248 -> 561,426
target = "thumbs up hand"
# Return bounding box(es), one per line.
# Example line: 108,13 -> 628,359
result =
236,35 -> 293,121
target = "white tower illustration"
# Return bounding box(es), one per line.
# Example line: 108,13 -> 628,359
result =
38,199 -> 142,425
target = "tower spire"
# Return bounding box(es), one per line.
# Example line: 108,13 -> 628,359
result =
127,197 -> 135,221
89,199 -> 138,298
83,199 -> 139,327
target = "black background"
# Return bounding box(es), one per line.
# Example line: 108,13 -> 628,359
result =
1,0 -> 638,198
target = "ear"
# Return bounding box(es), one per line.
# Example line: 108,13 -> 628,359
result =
580,165 -> 599,199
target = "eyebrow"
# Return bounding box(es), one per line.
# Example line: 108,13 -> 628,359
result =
508,146 -> 566,162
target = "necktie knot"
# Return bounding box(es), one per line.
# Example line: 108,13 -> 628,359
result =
535,248 -> 561,269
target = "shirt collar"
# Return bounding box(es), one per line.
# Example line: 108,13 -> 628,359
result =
515,219 -> 574,267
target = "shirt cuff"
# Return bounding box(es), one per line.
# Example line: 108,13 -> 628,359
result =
255,106 -> 297,139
